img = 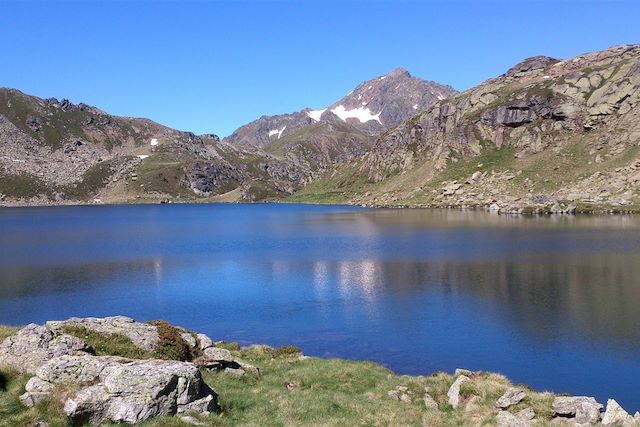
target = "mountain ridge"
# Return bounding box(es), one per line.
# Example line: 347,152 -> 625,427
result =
1,45 -> 639,212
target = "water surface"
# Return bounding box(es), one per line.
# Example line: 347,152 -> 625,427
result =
0,203 -> 639,410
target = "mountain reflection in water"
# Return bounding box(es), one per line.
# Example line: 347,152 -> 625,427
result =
0,204 -> 638,409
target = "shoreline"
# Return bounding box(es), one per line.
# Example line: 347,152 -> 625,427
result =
1,318 -> 639,426
2,197 -> 640,216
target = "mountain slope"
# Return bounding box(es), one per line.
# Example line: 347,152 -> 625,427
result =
290,45 -> 640,213
0,89 -> 304,204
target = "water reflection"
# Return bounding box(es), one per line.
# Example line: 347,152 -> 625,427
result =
0,204 -> 639,409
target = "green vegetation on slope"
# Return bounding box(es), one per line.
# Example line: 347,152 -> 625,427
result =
0,338 -> 559,427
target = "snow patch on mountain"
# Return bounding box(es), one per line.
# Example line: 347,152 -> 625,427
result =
306,109 -> 327,122
330,105 -> 382,124
268,125 -> 287,139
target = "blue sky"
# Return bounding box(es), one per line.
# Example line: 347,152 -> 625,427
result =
1,1 -> 639,136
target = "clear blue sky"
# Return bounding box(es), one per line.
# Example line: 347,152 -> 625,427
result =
1,0 -> 638,136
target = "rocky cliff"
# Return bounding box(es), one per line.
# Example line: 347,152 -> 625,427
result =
295,45 -> 640,213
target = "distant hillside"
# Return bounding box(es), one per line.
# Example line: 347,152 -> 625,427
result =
0,89 -> 301,204
290,45 -> 640,213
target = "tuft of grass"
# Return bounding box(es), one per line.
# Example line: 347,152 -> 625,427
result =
147,320 -> 197,362
0,369 -> 69,427
61,325 -> 152,359
215,342 -> 241,352
0,326 -> 19,343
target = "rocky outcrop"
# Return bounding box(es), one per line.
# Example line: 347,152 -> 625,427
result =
447,374 -> 470,408
553,396 -> 604,424
601,399 -> 634,426
335,45 -> 640,211
0,318 -> 224,425
20,355 -> 218,424
0,323 -> 90,374
495,387 -> 526,409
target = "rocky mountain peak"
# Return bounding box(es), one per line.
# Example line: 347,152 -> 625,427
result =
223,69 -> 456,147
387,67 -> 411,78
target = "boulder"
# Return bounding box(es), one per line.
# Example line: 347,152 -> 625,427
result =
196,333 -> 214,350
46,316 -> 159,352
496,410 -> 531,427
496,387 -> 527,409
0,324 -> 90,374
517,408 -> 535,421
601,399 -> 632,425
553,396 -> 603,423
21,355 -> 218,425
423,392 -> 438,410
447,375 -> 470,408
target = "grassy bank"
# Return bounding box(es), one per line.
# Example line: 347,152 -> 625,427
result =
0,323 -> 565,427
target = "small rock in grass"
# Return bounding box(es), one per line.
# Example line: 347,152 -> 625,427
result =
447,375 -> 471,408
516,407 -> 535,421
423,392 -> 438,410
496,410 -> 531,427
400,393 -> 412,404
496,387 -> 527,409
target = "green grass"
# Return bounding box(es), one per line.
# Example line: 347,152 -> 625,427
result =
287,166 -> 372,204
0,323 -> 567,426
0,326 -> 19,343
62,161 -> 114,200
0,167 -> 53,199
61,325 -> 153,359
133,154 -> 191,197
62,322 -> 198,362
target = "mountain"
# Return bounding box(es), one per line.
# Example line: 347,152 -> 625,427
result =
2,45 -> 639,211
0,88 -> 304,204
290,45 -> 640,212
223,68 -> 457,148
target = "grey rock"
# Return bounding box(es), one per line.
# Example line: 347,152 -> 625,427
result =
0,323 -> 90,374
19,377 -> 54,407
202,346 -> 234,362
447,375 -> 470,408
46,316 -> 159,352
575,400 -> 602,424
497,410 -> 531,427
423,392 -> 438,410
388,390 -> 400,401
400,393 -> 412,404
25,115 -> 42,132
496,387 -> 527,409
180,332 -> 197,349
41,356 -> 220,424
196,333 -> 214,350
602,399 -> 632,425
517,407 -> 535,421
496,105 -> 536,127
553,396 -> 603,423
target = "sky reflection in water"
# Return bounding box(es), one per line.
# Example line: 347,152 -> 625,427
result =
0,204 -> 639,410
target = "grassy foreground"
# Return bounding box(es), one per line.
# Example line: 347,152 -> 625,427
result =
0,325 -> 555,426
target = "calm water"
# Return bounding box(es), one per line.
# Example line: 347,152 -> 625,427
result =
0,203 -> 639,410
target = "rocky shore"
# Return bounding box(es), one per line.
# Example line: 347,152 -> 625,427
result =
0,317 -> 638,426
